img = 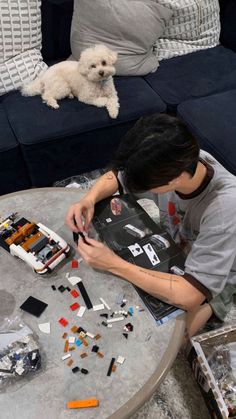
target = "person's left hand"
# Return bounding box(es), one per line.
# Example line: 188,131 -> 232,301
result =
77,236 -> 121,271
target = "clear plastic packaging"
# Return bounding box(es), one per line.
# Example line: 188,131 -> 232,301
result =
0,316 -> 41,389
207,342 -> 236,417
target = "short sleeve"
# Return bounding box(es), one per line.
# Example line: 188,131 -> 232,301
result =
184,220 -> 236,299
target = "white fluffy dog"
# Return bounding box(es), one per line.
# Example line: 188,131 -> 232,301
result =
21,44 -> 120,119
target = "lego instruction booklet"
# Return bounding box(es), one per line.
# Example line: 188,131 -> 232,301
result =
93,194 -> 186,325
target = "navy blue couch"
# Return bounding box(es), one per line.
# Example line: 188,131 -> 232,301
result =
1,0 -> 235,196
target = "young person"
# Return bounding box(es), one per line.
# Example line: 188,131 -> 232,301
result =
65,114 -> 236,336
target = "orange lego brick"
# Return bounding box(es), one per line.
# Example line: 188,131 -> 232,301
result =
62,332 -> 68,339
112,365 -> 117,373
67,359 -> 74,367
97,352 -> 104,358
69,346 -> 76,351
71,325 -> 78,333
94,334 -> 101,340
80,352 -> 88,359
82,339 -> 89,347
64,340 -> 69,353
67,399 -> 99,409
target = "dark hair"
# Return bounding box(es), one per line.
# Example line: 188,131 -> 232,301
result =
111,114 -> 200,192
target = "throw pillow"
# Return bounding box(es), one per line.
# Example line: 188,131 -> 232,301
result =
70,0 -> 173,76
154,0 -> 221,60
0,0 -> 47,95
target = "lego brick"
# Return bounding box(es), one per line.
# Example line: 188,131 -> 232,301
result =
59,318 -> 69,327
38,322 -> 50,334
68,276 -> 82,286
67,359 -> 74,367
51,285 -> 56,291
20,296 -> 48,318
72,366 -> 80,373
86,332 -> 95,339
64,340 -> 69,353
77,306 -> 86,317
58,285 -> 66,293
117,356 -> 125,364
71,325 -> 78,333
71,259 -> 78,269
75,339 -> 82,347
67,399 -> 99,409
97,352 -> 104,358
94,334 -> 101,340
77,281 -> 93,309
69,346 -> 75,351
68,336 -> 76,344
107,358 -> 116,376
62,354 -> 71,361
80,353 -> 88,359
99,297 -> 111,310
70,302 -> 80,311
70,289 -> 79,298
93,304 -> 104,311
62,332 -> 68,339
91,345 -> 99,353
81,368 -> 88,374
106,316 -> 124,324
124,323 -> 133,332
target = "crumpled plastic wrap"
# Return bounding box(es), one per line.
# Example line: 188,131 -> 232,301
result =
207,342 -> 236,417
0,316 -> 41,388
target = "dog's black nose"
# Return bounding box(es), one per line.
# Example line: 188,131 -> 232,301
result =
99,70 -> 104,77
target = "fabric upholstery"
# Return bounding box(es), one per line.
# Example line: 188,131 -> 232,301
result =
70,0 -> 172,76
2,77 -> 166,186
145,45 -> 236,112
0,0 -> 47,95
0,105 -> 30,194
154,0 -> 220,60
177,90 -> 236,176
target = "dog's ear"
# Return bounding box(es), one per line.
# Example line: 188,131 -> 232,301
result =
108,49 -> 118,65
77,57 -> 88,76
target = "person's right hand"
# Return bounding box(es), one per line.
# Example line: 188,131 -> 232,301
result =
65,196 -> 95,233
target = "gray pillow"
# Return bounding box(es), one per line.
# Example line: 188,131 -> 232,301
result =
70,0 -> 172,76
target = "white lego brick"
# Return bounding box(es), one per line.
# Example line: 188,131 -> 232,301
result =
107,324 -> 113,328
76,306 -> 86,317
106,316 -> 124,324
93,304 -> 105,311
65,272 -> 70,279
68,336 -> 76,344
99,297 -> 111,310
62,354 -> 71,361
38,322 -> 50,334
117,356 -> 125,365
15,366 -> 25,375
86,332 -> 95,339
68,276 -> 82,286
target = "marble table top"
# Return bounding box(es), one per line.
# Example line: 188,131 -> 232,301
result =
0,188 -> 185,419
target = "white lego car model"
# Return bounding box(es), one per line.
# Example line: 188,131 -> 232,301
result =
0,213 -> 70,274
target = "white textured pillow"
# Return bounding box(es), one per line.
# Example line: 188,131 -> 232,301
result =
0,0 -> 47,95
70,0 -> 173,76
154,0 -> 220,60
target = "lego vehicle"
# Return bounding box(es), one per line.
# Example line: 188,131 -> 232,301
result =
0,213 -> 70,274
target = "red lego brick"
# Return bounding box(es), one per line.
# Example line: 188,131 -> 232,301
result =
70,289 -> 79,298
59,317 -> 69,327
70,302 -> 80,311
71,260 -> 79,269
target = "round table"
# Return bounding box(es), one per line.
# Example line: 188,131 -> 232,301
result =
0,188 -> 185,419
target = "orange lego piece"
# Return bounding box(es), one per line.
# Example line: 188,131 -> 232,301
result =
97,352 -> 104,358
80,352 -> 88,359
112,365 -> 117,373
67,399 -> 99,409
64,340 -> 69,353
67,359 -> 74,367
69,346 -> 75,351
71,325 -> 78,333
94,334 -> 101,340
82,339 -> 89,347
62,332 -> 68,339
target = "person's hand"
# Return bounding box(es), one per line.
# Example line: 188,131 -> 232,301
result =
65,196 -> 95,233
77,236 -> 122,271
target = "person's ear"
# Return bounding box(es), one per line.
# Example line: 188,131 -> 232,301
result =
168,173 -> 184,186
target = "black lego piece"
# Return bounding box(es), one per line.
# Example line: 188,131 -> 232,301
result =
51,285 -> 56,291
58,285 -> 66,293
91,345 -> 99,353
81,368 -> 88,374
107,357 -> 116,377
77,281 -> 93,309
20,296 -> 48,317
72,366 -> 80,373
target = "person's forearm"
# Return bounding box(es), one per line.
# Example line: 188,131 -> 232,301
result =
85,171 -> 119,203
109,258 -> 205,311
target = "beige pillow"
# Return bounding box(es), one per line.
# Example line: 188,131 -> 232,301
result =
70,0 -> 172,76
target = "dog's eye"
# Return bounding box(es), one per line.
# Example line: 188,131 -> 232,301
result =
101,61 -> 106,66
90,64 -> 96,69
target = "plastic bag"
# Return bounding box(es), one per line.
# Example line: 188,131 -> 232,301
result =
0,316 -> 41,388
207,342 -> 236,416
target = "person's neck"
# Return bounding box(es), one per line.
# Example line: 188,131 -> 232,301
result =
175,161 -> 207,195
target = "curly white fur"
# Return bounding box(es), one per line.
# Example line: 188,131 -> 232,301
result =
21,44 -> 120,119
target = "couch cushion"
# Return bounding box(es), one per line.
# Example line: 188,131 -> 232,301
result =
0,0 -> 47,95
41,0 -> 73,62
0,104 -> 31,194
70,0 -> 172,76
144,45 -> 236,112
177,90 -> 236,175
220,0 -> 236,52
2,77 -> 166,187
